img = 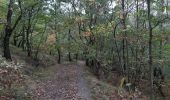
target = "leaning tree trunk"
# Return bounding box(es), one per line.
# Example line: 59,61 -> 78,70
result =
3,0 -> 13,60
3,0 -> 22,60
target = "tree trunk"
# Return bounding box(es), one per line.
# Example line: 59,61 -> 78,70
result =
57,48 -> 61,64
68,52 -> 72,62
13,34 -> 17,46
3,31 -> 12,60
68,29 -> 72,62
26,31 -> 32,57
3,0 -> 22,60
75,53 -> 78,61
26,10 -> 32,57
147,0 -> 154,99
3,0 -> 13,60
21,25 -> 26,51
86,58 -> 89,66
121,0 -> 127,73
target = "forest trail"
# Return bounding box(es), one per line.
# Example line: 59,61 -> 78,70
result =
34,61 -> 91,100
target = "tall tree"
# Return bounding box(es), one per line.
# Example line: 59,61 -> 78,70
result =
147,0 -> 154,99
3,0 -> 22,60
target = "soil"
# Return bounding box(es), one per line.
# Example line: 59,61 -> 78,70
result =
32,61 -> 91,100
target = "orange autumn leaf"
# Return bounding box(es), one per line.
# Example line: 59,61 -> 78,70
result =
46,34 -> 56,45
83,32 -> 92,37
117,12 -> 124,19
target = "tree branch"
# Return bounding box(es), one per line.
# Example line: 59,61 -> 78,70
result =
152,16 -> 170,29
11,0 -> 23,34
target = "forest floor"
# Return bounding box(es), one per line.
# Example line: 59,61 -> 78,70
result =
0,46 -> 120,100
31,61 -> 120,100
32,61 -> 91,100
1,46 -> 163,100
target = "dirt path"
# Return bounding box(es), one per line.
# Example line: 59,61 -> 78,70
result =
34,61 -> 91,100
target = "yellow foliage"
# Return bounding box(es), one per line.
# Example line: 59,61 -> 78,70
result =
116,0 -> 122,4
46,34 -> 56,45
116,11 -> 124,19
75,16 -> 82,23
120,77 -> 127,88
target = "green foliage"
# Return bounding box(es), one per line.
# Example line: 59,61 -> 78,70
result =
166,6 -> 170,11
0,0 -> 170,98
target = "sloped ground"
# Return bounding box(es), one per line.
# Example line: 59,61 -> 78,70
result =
32,61 -> 91,100
31,61 -> 122,100
0,47 -> 120,100
0,47 -> 168,100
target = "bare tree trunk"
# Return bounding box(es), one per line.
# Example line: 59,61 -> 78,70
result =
26,10 -> 32,57
13,33 -> 17,46
121,0 -> 128,73
21,25 -> 26,50
57,48 -> 61,64
68,29 -> 72,62
75,53 -> 78,61
3,0 -> 22,60
68,52 -> 72,61
147,0 -> 154,99
3,31 -> 12,60
3,0 -> 13,60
